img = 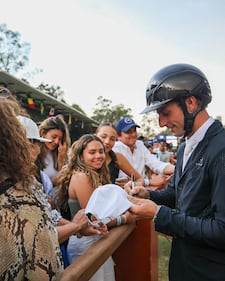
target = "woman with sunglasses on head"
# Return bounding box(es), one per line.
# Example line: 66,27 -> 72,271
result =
0,98 -> 63,280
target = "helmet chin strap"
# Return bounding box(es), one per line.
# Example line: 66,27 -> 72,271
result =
179,99 -> 203,137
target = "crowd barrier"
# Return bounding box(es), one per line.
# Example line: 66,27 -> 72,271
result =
61,220 -> 158,281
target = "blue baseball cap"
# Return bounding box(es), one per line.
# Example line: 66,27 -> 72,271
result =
115,117 -> 140,134
145,139 -> 154,146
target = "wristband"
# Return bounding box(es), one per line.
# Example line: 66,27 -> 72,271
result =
144,178 -> 150,187
116,216 -> 122,226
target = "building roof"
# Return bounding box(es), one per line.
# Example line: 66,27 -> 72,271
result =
0,70 -> 99,132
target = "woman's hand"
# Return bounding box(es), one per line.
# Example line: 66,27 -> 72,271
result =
73,209 -> 109,236
57,142 -> 68,169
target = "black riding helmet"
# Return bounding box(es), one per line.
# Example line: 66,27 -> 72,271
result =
141,63 -> 212,136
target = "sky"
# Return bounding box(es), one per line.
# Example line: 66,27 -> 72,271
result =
1,0 -> 225,125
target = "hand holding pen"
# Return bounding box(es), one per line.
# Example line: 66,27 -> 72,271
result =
131,173 -> 135,191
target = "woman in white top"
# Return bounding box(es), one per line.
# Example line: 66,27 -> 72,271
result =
38,114 -> 71,186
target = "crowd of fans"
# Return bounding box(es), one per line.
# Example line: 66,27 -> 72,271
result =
0,86 -> 175,280
1,62 -> 224,281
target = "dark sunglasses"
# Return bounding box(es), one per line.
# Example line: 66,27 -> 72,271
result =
0,87 -> 11,98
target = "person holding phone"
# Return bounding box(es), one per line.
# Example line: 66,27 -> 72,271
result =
55,134 -> 135,281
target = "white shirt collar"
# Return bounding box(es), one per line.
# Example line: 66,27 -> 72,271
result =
182,117 -> 215,170
185,117 -> 215,149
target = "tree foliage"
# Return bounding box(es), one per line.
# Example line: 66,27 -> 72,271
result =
71,103 -> 87,115
91,96 -> 132,124
140,111 -> 163,137
0,24 -> 31,74
0,24 -> 133,124
37,83 -> 65,102
140,112 -> 173,137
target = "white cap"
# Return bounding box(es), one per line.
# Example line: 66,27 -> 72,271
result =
85,184 -> 133,224
17,115 -> 52,142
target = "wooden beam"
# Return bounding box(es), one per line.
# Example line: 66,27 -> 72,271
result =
60,223 -> 136,281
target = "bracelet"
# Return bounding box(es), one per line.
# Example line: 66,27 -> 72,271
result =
144,178 -> 150,187
122,214 -> 127,224
116,216 -> 122,226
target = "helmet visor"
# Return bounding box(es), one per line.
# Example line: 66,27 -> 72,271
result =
140,98 -> 172,114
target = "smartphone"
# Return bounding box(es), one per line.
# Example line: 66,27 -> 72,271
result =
86,213 -> 104,227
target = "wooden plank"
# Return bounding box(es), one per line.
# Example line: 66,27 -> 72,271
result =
60,223 -> 136,281
113,220 -> 158,281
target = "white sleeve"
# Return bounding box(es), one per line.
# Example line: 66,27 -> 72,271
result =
40,171 -> 54,199
143,145 -> 168,174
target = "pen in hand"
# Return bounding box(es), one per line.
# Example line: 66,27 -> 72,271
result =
131,173 -> 135,191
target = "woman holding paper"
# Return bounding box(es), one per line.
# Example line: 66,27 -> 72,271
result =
56,134 -> 134,281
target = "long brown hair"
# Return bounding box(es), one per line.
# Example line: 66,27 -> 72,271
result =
55,134 -> 111,210
96,122 -> 119,168
38,114 -> 71,170
0,98 -> 33,191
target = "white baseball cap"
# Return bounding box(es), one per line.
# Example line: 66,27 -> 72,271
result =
17,115 -> 52,142
85,184 -> 133,225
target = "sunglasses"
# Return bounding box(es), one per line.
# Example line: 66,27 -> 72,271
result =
0,87 -> 11,98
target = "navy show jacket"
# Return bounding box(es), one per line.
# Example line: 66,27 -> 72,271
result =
150,120 -> 225,281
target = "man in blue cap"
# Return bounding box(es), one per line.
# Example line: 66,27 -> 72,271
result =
113,117 -> 174,188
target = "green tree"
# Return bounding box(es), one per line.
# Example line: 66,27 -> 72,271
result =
0,24 -> 31,74
140,111 -> 164,137
37,83 -> 65,102
71,103 -> 87,115
91,96 -> 132,124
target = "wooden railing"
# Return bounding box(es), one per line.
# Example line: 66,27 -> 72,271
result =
60,223 -> 136,281
60,220 -> 158,281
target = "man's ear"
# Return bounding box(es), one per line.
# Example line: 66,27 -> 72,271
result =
185,96 -> 199,114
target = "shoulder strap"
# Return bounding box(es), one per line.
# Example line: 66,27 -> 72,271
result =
0,178 -> 13,195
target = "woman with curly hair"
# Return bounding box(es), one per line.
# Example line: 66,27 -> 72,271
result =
55,134 -> 133,281
0,98 -> 63,281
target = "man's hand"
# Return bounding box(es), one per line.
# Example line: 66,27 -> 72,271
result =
128,196 -> 158,220
124,181 -> 150,199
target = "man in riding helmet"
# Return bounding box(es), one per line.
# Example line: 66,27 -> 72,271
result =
127,63 -> 225,281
